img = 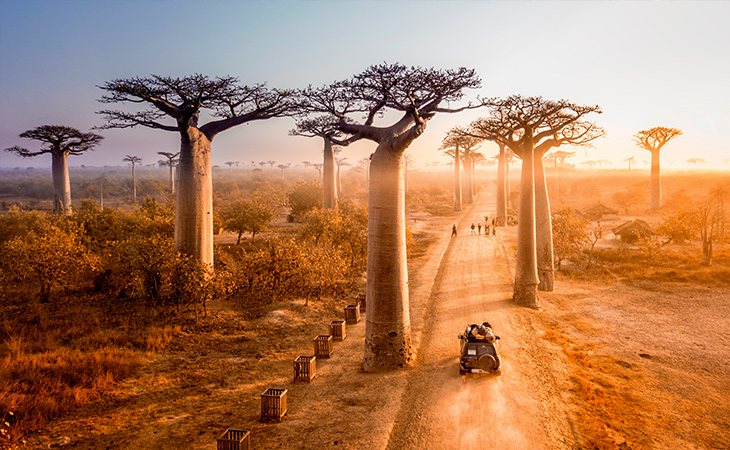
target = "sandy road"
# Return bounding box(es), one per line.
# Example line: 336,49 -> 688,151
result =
386,192 -> 576,450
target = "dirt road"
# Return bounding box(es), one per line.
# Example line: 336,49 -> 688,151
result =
386,193 -> 576,450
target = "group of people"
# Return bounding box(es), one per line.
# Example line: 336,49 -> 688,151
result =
451,214 -> 497,237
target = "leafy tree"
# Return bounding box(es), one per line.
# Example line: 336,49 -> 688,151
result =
97,74 -> 297,268
552,208 -> 589,270
612,185 -> 647,215
288,180 -> 322,219
4,125 -> 103,215
1,221 -> 98,302
634,126 -> 683,210
220,197 -> 275,244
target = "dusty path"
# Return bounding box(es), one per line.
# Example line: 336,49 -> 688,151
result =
386,193 -> 576,450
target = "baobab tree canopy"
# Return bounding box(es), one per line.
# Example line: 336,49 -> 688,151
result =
97,74 -> 298,267
634,126 -> 683,153
5,125 -> 103,215
467,96 -> 604,156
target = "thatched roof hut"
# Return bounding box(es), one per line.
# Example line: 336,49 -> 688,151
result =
612,219 -> 654,243
584,203 -> 619,220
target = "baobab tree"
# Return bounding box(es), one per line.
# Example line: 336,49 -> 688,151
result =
4,125 -> 103,215
335,156 -> 350,197
442,130 -> 480,208
468,96 -> 603,303
624,156 -> 636,171
224,161 -> 235,168
545,150 -> 575,200
633,126 -> 683,210
299,63 -> 483,370
291,116 -> 351,208
277,163 -> 290,180
123,155 -> 142,203
97,74 -> 295,267
158,151 -> 179,194
266,160 -> 276,168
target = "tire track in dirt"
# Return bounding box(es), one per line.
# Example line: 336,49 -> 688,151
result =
385,192 -> 575,450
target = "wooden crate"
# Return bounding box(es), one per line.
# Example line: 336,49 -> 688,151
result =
344,304 -> 361,324
260,388 -> 288,423
329,320 -> 346,341
217,428 -> 250,450
313,335 -> 334,359
293,355 -> 316,383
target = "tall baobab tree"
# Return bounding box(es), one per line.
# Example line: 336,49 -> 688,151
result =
277,163 -> 290,180
5,125 -> 103,215
468,96 -> 603,303
158,151 -> 179,194
266,160 -> 276,168
624,156 -> 636,171
335,156 -> 350,197
224,161 -> 235,168
299,63 -> 483,370
97,74 -> 295,267
123,155 -> 142,203
633,126 -> 682,210
290,116 -> 350,208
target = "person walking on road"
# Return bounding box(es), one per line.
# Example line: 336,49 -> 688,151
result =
478,223 -> 482,235
451,224 -> 457,237
485,224 -> 490,236
470,223 -> 476,235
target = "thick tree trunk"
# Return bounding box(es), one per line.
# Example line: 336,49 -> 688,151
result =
51,151 -> 72,215
505,157 -> 511,210
453,146 -> 462,211
650,149 -> 661,210
513,146 -> 539,308
323,138 -> 337,209
534,155 -> 555,291
463,157 -> 474,204
363,140 -> 413,371
175,129 -> 214,268
496,145 -> 507,226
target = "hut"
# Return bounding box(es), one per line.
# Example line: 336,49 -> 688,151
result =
584,203 -> 618,221
612,219 -> 654,243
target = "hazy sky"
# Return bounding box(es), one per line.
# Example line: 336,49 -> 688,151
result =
1,0 -> 728,171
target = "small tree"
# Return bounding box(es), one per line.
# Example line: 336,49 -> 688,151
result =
634,126 -> 682,210
1,220 -> 98,302
220,198 -> 275,244
288,180 -> 322,219
4,125 -> 103,215
552,208 -> 588,270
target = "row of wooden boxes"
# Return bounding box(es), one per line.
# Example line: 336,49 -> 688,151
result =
216,301 -> 363,449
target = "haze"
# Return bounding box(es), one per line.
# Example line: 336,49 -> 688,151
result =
1,0 -> 728,170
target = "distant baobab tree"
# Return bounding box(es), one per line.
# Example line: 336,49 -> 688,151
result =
266,160 -> 276,168
624,156 -> 636,171
633,126 -> 683,210
158,151 -> 179,194
123,155 -> 142,203
299,63 -> 484,370
335,156 -> 350,196
4,125 -> 103,215
225,161 -> 235,168
312,163 -> 324,181
357,157 -> 371,182
545,150 -> 574,199
277,163 -> 290,179
403,153 -> 413,194
441,130 -> 480,210
97,74 -> 296,268
258,161 -> 266,169
687,158 -> 705,165
291,116 -> 352,208
467,96 -> 603,303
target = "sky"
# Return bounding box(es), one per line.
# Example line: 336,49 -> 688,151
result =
1,0 -> 729,172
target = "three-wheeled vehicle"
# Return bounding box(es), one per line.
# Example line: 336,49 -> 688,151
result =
458,322 -> 501,375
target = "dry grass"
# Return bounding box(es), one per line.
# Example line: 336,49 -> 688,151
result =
542,320 -> 650,450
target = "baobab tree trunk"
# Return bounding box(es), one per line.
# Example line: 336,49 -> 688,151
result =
323,138 -> 337,208
364,141 -> 413,371
51,151 -> 72,215
650,149 -> 661,210
496,145 -> 507,226
463,157 -> 474,204
131,164 -> 137,203
534,155 -> 555,291
453,146 -> 462,211
175,129 -> 214,268
513,145 -> 539,308
505,156 -> 511,211
168,164 -> 175,194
